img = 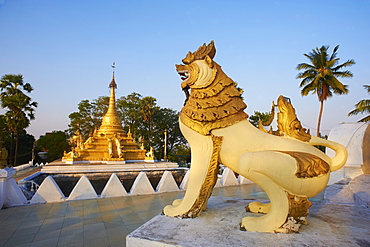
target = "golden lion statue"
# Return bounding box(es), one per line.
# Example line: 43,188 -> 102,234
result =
163,41 -> 348,233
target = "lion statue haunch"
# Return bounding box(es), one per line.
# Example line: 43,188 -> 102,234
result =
163,41 -> 348,233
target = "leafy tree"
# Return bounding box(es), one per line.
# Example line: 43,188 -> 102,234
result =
68,111 -> 85,137
248,111 -> 271,127
348,85 -> 370,122
0,115 -> 12,166
68,97 -> 109,139
151,108 -> 187,160
36,131 -> 71,162
16,130 -> 35,165
0,115 -> 11,146
0,116 -> 34,166
139,96 -> 159,148
296,45 -> 355,136
117,92 -> 144,136
0,74 -> 38,165
92,96 -> 109,123
117,93 -> 186,159
68,100 -> 94,139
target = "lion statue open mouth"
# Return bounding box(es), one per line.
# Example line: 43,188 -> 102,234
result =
163,41 -> 347,233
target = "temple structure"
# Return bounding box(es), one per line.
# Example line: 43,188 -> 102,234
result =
62,73 -> 150,164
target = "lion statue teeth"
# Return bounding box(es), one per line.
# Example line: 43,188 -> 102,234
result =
163,41 -> 348,233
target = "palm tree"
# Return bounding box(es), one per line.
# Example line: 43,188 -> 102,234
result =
0,74 -> 38,166
348,85 -> 370,122
296,45 -> 355,136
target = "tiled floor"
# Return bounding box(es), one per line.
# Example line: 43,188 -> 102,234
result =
0,184 -> 268,247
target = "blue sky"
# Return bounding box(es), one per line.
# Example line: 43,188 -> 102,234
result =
0,0 -> 369,138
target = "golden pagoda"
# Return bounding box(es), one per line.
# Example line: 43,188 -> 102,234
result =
62,72 -> 148,164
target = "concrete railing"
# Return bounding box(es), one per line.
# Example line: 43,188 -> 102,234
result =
0,168 -> 28,209
7,162 -> 46,173
0,167 -> 252,209
14,162 -> 33,172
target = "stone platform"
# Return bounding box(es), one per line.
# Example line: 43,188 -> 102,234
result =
127,176 -> 370,247
41,161 -> 179,173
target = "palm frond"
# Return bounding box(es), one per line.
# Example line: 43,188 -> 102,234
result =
23,83 -> 34,93
299,75 -> 316,87
351,99 -> 370,113
303,53 -> 314,62
348,93 -> 370,123
296,69 -> 316,79
296,63 -> 315,70
358,115 -> 370,122
329,45 -> 339,61
326,75 -> 349,94
332,70 -> 353,78
301,82 -> 318,96
326,58 -> 339,69
332,59 -> 356,71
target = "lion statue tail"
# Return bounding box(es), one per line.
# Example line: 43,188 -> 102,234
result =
308,135 -> 348,172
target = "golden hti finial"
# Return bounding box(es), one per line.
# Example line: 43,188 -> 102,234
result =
109,62 -> 117,89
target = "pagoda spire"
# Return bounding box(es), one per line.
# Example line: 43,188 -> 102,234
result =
62,63 -> 148,162
98,63 -> 124,134
109,62 -> 117,89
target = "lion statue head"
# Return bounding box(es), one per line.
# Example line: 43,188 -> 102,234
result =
176,41 -> 248,135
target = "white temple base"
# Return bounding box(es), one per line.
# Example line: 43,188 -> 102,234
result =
42,162 -> 178,173
127,196 -> 370,247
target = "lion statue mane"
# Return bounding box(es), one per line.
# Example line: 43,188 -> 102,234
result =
163,41 -> 347,233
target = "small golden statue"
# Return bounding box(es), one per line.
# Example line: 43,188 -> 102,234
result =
146,147 -> 155,158
163,41 -> 348,233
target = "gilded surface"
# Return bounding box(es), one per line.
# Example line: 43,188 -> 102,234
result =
178,41 -> 248,135
180,135 -> 223,218
180,110 -> 248,136
280,150 -> 330,178
182,40 -> 216,64
257,96 -> 311,142
277,96 -> 311,142
261,102 -> 275,126
286,192 -> 312,221
257,103 -> 279,135
164,41 -> 348,233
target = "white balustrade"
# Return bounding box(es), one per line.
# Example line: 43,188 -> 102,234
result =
1,167 -> 256,208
